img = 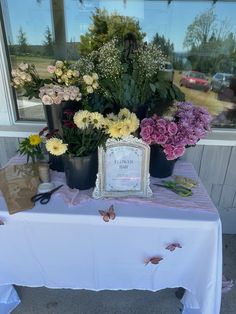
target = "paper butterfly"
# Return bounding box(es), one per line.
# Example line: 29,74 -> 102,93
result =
144,256 -> 163,265
166,243 -> 182,251
99,205 -> 116,222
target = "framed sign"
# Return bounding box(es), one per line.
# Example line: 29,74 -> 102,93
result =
93,136 -> 152,199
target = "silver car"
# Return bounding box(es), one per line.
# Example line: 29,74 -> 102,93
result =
211,73 -> 233,92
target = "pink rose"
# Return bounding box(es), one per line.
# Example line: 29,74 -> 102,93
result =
42,95 -> 53,105
47,65 -> 56,74
163,144 -> 177,160
173,146 -> 185,158
167,122 -> 178,135
53,95 -> 63,105
154,134 -> 168,144
156,125 -> 166,134
141,118 -> 155,128
140,125 -> 154,143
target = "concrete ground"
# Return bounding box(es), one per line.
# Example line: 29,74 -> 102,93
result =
13,235 -> 235,314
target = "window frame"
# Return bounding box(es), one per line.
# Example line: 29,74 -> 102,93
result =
0,1 -> 235,145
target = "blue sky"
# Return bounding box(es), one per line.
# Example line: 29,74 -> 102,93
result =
3,0 -> 236,52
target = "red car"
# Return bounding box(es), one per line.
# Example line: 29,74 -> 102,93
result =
180,71 -> 210,92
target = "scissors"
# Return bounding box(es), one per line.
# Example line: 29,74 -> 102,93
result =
31,184 -> 63,205
153,181 -> 193,197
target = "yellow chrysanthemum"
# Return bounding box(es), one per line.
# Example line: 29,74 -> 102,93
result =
29,134 -> 41,146
90,112 -> 104,129
129,113 -> 140,132
119,119 -> 133,137
73,110 -> 91,129
118,108 -> 131,120
45,138 -> 68,156
106,113 -> 118,121
107,121 -> 124,138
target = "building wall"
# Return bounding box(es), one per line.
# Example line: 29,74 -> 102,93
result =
0,138 -> 235,233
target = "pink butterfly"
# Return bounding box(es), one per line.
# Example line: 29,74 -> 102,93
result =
99,205 -> 116,222
145,256 -> 163,265
166,243 -> 182,251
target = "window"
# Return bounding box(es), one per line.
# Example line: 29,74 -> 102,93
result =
0,0 -> 236,128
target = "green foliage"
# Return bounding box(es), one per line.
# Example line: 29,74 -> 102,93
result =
43,26 -> 54,56
152,33 -> 174,59
17,27 -> 30,54
17,137 -> 43,163
183,8 -> 236,74
78,8 -> 145,56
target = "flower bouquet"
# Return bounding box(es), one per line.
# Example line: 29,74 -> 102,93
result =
43,108 -> 139,189
140,102 -> 212,177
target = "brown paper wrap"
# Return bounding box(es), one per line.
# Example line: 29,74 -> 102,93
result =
0,163 -> 40,215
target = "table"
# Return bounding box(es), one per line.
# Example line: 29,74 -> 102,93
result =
0,160 -> 222,314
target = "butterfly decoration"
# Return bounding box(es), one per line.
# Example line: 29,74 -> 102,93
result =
0,219 -> 5,225
98,205 -> 116,222
144,256 -> 163,265
166,243 -> 182,251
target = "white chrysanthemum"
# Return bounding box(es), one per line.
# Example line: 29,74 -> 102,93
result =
73,110 -> 91,129
90,112 -> 104,129
55,60 -> 64,68
118,108 -> 131,120
92,82 -> 99,89
45,138 -> 68,156
119,120 -> 133,137
83,75 -> 93,85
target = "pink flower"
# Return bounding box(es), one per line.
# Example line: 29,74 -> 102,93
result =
42,95 -> 53,105
154,134 -> 168,144
167,122 -> 178,135
173,146 -> 185,158
53,95 -> 63,105
156,125 -> 166,134
163,144 -> 177,160
141,118 -> 155,128
47,65 -> 56,74
140,125 -> 154,144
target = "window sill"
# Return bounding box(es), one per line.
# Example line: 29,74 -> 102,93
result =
0,124 -> 235,145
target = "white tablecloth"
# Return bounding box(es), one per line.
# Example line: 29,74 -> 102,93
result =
0,161 -> 222,314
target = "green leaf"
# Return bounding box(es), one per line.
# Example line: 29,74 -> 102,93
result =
150,83 -> 156,93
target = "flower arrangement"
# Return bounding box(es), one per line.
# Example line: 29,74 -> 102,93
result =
17,134 -> 44,163
11,61 -> 99,106
140,102 -> 212,160
45,108 -> 139,157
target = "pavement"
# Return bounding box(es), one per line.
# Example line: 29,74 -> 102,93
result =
13,235 -> 236,314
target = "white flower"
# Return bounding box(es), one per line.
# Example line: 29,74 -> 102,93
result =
55,60 -> 64,68
90,112 -> 104,129
18,63 -> 28,71
118,108 -> 131,119
46,138 -> 68,156
55,69 -> 63,77
42,95 -> 53,105
73,110 -> 91,129
83,75 -> 93,85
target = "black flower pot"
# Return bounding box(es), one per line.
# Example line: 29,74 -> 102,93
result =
43,101 -> 80,136
135,104 -> 149,121
43,101 -> 80,172
63,151 -> 98,190
150,145 -> 176,178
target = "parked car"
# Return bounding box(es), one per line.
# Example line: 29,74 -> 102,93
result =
211,72 -> 233,92
179,71 -> 210,92
161,62 -> 174,82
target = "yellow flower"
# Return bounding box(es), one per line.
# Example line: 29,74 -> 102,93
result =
83,75 -> 93,85
107,121 -> 124,138
92,82 -> 99,89
119,119 -> 133,137
86,86 -> 94,94
130,113 -> 140,132
92,73 -> 98,80
106,113 -> 118,121
90,112 -> 104,129
55,68 -> 63,76
73,110 -> 91,129
29,134 -> 41,146
45,138 -> 68,156
118,108 -> 131,120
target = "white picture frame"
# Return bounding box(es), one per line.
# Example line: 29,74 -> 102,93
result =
93,136 -> 152,199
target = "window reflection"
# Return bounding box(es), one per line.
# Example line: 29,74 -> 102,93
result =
1,0 -> 236,127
